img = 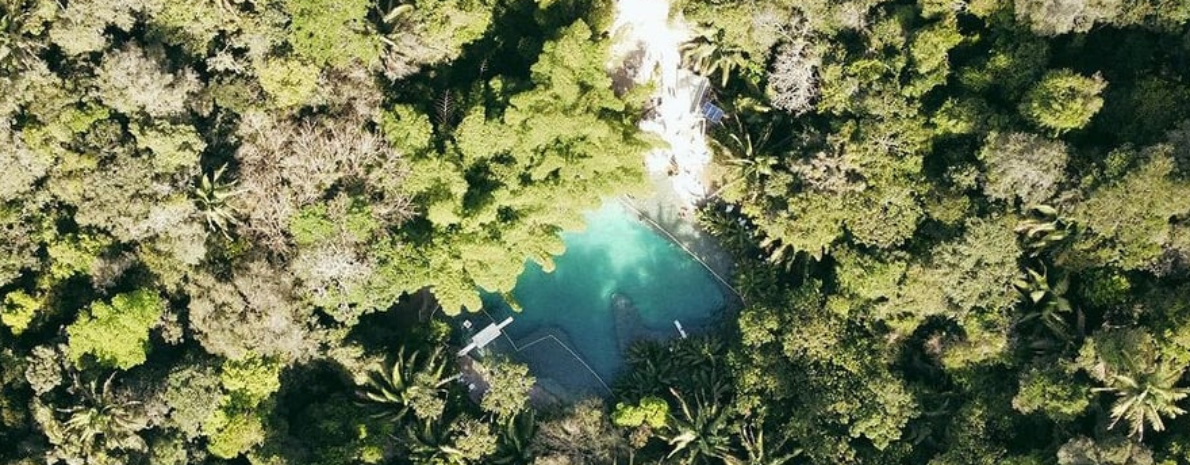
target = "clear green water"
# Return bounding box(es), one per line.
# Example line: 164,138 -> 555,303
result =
482,202 -> 724,391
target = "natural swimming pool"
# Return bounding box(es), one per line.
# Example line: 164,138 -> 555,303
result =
475,202 -> 726,396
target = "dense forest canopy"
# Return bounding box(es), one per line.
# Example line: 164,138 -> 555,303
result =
1,0 -> 1190,464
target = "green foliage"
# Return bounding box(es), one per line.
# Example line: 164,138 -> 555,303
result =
479,357 -> 534,421
978,132 -> 1069,205
907,19 -> 964,96
661,389 -> 744,463
220,355 -> 283,407
194,165 -> 241,237
260,393 -> 394,465
199,355 -> 283,459
958,34 -> 1049,99
34,375 -> 150,463
1012,364 -> 1091,422
162,363 -> 224,439
130,120 -> 205,174
1020,70 -> 1107,135
6,0 -> 1190,463
203,407 -> 268,459
381,104 -> 435,155
375,0 -> 494,79
284,0 -> 380,67
1,290 -> 42,335
611,396 -> 669,429
1013,265 -> 1075,340
1071,147 -> 1190,270
67,290 -> 164,370
46,233 -> 107,281
399,19 -> 650,313
256,58 -> 321,109
403,416 -> 498,464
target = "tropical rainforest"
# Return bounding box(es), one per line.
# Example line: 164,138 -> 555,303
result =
2,0 -> 1190,463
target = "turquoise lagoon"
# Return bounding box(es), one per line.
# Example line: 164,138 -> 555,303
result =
476,202 -> 726,394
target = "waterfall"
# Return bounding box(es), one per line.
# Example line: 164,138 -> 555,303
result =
609,0 -> 714,210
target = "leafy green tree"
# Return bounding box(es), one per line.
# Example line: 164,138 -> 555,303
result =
531,399 -> 626,464
67,289 -> 164,370
1070,146 -> 1190,271
395,20 -> 651,313
129,120 -> 205,175
957,33 -> 1050,100
202,354 -> 284,459
1057,435 -> 1155,465
1,290 -> 42,335
907,19 -> 964,97
1020,70 -> 1107,134
203,407 -> 268,459
161,362 -> 224,439
978,132 -> 1069,206
256,58 -> 321,108
254,393 -> 393,465
46,0 -> 148,56
284,0 -> 380,68
612,396 -> 669,429
479,357 -> 534,421
1014,0 -> 1122,36
374,0 -> 494,79
1012,364 -> 1091,422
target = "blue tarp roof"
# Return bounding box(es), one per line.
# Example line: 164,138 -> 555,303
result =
701,102 -> 725,124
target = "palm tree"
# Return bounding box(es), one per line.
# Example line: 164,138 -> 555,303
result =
738,419 -> 800,465
1088,330 -> 1190,440
681,25 -> 751,87
1015,205 -> 1071,256
402,416 -> 497,465
491,411 -> 537,465
696,205 -> 757,257
706,121 -> 780,203
1013,265 -> 1076,341
1096,365 -> 1189,440
41,374 -> 149,461
617,341 -> 680,400
403,418 -> 458,464
1090,330 -> 1190,440
194,164 -> 242,238
357,346 -> 459,422
661,389 -> 741,465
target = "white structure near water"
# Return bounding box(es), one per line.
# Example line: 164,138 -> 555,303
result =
457,316 -> 514,357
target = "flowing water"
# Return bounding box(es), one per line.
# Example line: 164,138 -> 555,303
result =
609,0 -> 714,208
